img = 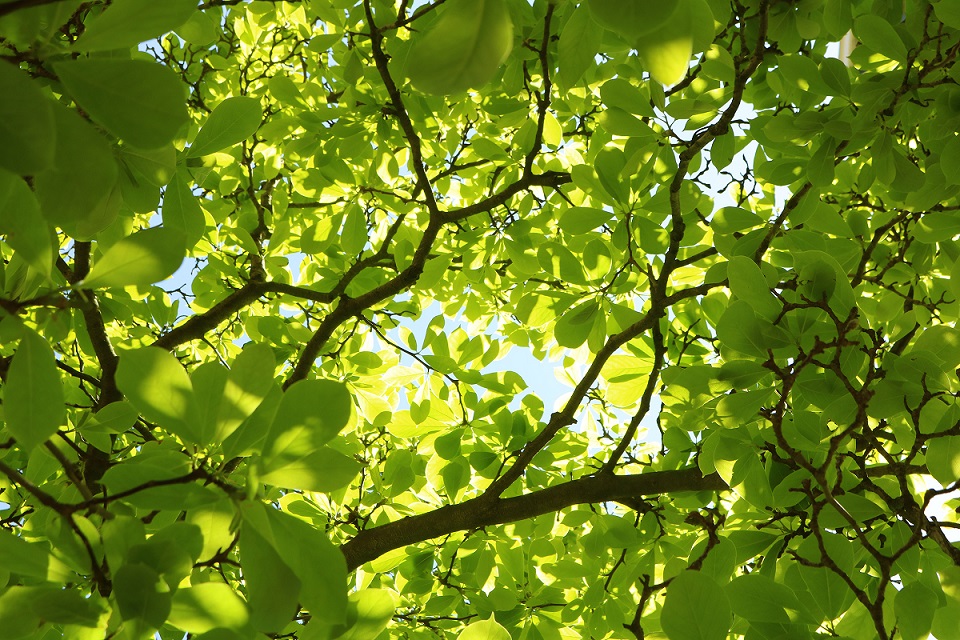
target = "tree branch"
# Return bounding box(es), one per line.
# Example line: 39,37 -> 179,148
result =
341,467 -> 726,571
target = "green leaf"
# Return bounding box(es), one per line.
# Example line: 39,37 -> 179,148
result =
3,328 -> 64,451
853,15 -> 907,63
895,581 -> 938,640
55,59 -> 188,149
726,256 -> 780,321
114,563 -> 172,629
406,0 -> 513,95
0,532 -> 73,582
457,616 -> 511,640
214,342 -> 275,443
261,445 -> 362,492
0,60 -> 54,174
558,5 -> 603,88
263,379 -> 353,459
187,96 -> 263,157
34,104 -> 119,240
162,172 -> 207,248
82,227 -> 185,289
926,436 -> 960,486
168,582 -> 250,634
265,507 -> 348,624
0,169 -> 53,276
115,347 -> 197,442
336,589 -> 399,640
0,587 -> 42,639
588,0 -> 678,41
74,0 -> 195,52
555,300 -> 600,349
726,573 -> 812,624
636,0 -> 713,85
240,518 -> 301,633
661,570 -> 732,640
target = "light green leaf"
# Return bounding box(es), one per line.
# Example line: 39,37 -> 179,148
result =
266,379 -> 354,451
82,226 -> 185,289
661,570 -> 732,640
636,0 -> 713,85
187,96 -> 263,157
3,329 -> 64,451
336,589 -> 399,640
162,172 -> 206,248
555,300 -> 600,349
266,508 -> 348,624
240,520 -> 301,633
458,616 -> 511,640
55,59 -> 188,150
34,104 -> 119,240
261,445 -> 362,492
406,0 -> 513,95
168,582 -> 250,634
558,4 -> 603,88
115,347 -> 197,442
0,60 -> 54,174
0,168 -> 53,276
895,582 -> 938,640
214,342 -> 276,443
74,0 -> 196,52
926,436 -> 960,486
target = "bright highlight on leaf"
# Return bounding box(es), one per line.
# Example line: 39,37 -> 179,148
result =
406,0 -> 513,95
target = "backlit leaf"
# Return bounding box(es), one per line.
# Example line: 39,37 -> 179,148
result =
82,226 -> 185,289
406,0 -> 513,95
3,329 -> 64,451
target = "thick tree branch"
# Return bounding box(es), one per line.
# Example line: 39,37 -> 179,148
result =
341,467 -> 727,571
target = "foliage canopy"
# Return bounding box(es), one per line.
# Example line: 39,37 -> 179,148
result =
1,0 -> 960,638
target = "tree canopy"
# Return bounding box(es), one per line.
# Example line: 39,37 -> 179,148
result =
1,0 -> 960,638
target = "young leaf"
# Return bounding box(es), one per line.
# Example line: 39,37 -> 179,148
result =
0,60 -> 54,175
3,329 -> 64,451
74,0 -> 196,52
186,96 -> 263,157
54,59 -> 188,150
406,0 -> 513,95
661,570 -> 732,640
82,227 -> 185,289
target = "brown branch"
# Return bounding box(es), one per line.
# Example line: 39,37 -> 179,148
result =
340,467 -> 727,571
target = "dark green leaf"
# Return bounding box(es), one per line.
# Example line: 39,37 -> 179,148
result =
74,0 -> 196,52
55,59 -> 188,149
0,60 -> 54,174
661,570 -> 732,640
